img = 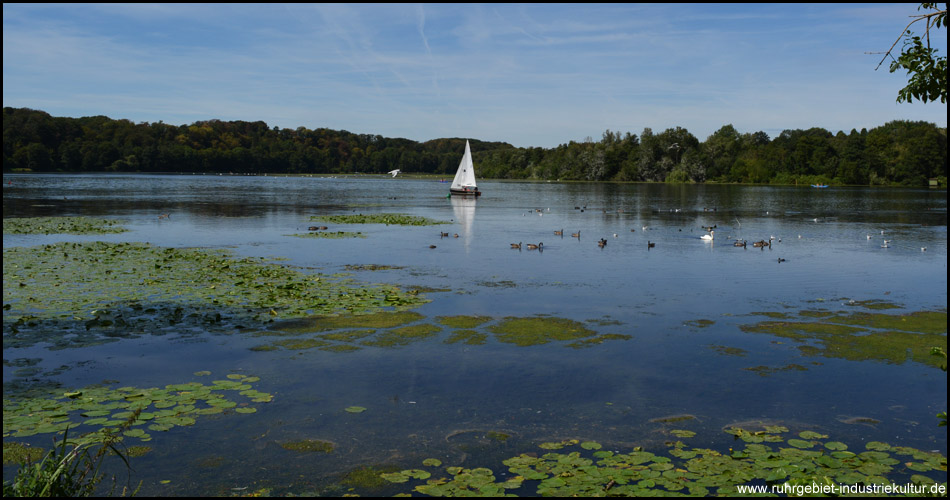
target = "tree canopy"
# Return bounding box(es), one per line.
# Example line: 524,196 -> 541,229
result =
3,107 -> 946,187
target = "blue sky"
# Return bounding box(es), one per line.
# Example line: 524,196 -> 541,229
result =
3,3 -> 946,148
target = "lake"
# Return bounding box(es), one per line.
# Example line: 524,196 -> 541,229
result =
2,173 -> 947,496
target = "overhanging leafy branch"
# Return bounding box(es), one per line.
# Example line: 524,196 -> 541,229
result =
876,3 -> 947,103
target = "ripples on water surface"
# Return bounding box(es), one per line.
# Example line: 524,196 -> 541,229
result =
3,174 -> 947,495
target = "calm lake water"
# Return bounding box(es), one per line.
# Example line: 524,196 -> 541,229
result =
3,173 -> 947,495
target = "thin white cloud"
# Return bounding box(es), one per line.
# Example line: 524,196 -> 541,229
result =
2,3 -> 945,148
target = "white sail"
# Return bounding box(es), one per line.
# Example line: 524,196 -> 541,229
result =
450,140 -> 477,191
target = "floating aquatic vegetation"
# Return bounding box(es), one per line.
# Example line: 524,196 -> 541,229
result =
340,464 -> 402,490
476,280 -> 518,288
565,333 -> 632,349
287,231 -> 366,239
406,285 -> 452,294
383,428 -> 947,496
443,329 -> 488,345
344,264 -> 404,271
360,324 -> 442,348
799,309 -> 836,318
344,406 -> 367,413
488,317 -> 597,347
586,317 -> 624,326
122,445 -> 153,458
444,429 -> 520,454
436,315 -> 492,329
379,469 -> 432,484
271,337 -> 333,350
836,415 -> 881,426
3,242 -> 428,350
749,311 -> 794,319
842,299 -> 902,310
2,373 -> 272,442
670,429 -> 696,438
265,311 -> 425,335
279,439 -> 334,453
708,345 -> 748,356
3,216 -> 128,235
254,313 -> 633,352
740,309 -> 948,369
309,213 -> 449,226
649,414 -> 698,424
248,344 -> 278,352
318,329 -> 376,343
3,441 -> 45,465
486,431 -> 511,442
252,311 -> 434,351
684,319 -> 715,328
827,310 -> 946,334
319,344 -> 363,353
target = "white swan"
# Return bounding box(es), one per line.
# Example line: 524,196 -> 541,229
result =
701,230 -> 714,241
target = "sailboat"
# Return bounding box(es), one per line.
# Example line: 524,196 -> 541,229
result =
450,140 -> 481,197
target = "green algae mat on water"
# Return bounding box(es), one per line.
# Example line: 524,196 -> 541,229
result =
287,231 -> 367,239
2,241 -> 428,349
383,428 -> 947,496
741,308 -> 947,369
309,213 -> 449,226
250,313 -> 632,352
3,216 -> 129,235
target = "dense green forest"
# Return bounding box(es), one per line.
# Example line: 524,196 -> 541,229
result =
3,107 -> 946,186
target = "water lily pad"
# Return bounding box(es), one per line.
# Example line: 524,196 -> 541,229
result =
670,430 -> 696,438
787,439 -> 814,449
866,441 -> 891,451
344,406 -> 367,413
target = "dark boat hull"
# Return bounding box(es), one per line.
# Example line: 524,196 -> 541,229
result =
450,188 -> 481,197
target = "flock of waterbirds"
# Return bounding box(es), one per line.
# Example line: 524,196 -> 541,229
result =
499,204 -> 796,260
419,204 -> 921,256
494,204 -> 919,259
293,206 -> 920,256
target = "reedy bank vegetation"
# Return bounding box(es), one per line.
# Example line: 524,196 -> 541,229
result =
3,107 -> 946,186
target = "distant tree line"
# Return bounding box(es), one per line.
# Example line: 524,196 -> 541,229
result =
3,107 -> 946,186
